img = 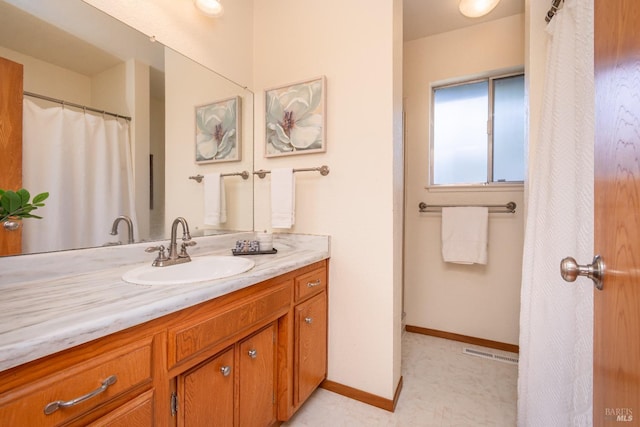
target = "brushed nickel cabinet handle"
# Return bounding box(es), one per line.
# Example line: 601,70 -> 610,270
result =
305,317 -> 313,324
248,349 -> 257,359
220,366 -> 231,376
44,375 -> 117,415
307,279 -> 321,288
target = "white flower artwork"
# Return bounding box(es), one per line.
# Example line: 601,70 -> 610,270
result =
195,96 -> 241,163
265,76 -> 326,157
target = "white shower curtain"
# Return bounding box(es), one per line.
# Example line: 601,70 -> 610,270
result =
518,1 -> 594,426
22,98 -> 138,253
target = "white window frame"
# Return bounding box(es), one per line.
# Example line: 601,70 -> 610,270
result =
429,71 -> 525,190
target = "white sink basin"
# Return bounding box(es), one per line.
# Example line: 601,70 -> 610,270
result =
122,255 -> 255,285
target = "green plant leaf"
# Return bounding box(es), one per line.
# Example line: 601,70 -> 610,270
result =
16,188 -> 30,205
3,191 -> 21,213
0,188 -> 48,222
32,192 -> 49,204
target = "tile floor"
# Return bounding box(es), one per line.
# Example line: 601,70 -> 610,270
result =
282,332 -> 518,427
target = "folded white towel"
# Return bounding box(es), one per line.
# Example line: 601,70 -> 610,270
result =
203,173 -> 227,226
271,168 -> 295,229
441,207 -> 488,265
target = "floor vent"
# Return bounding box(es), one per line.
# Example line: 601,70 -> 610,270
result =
462,347 -> 519,365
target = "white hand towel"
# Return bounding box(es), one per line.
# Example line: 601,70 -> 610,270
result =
441,207 -> 488,265
203,173 -> 227,225
271,168 -> 295,229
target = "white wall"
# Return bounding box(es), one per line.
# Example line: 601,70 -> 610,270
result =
125,59 -> 151,240
0,46 -> 91,105
403,15 -> 525,345
149,94 -> 166,239
253,0 -> 403,400
91,63 -> 128,115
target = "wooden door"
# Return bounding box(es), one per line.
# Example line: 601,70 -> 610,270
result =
294,292 -> 327,406
0,57 -> 23,255
180,347 -> 234,427
594,0 -> 640,424
238,324 -> 276,427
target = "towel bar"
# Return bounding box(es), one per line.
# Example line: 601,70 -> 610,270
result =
418,201 -> 516,214
189,171 -> 250,183
253,165 -> 330,179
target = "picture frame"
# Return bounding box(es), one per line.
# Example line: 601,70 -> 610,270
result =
265,76 -> 326,157
195,96 -> 241,164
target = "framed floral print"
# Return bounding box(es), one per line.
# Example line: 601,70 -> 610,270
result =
195,96 -> 241,164
265,76 -> 326,157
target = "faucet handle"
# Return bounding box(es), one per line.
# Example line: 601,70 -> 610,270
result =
146,245 -> 168,261
145,245 -> 164,253
180,240 -> 197,257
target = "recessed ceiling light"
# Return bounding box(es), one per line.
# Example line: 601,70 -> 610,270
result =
194,0 -> 224,17
459,0 -> 501,18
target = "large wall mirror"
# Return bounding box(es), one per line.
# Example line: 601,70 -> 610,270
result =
0,0 -> 254,257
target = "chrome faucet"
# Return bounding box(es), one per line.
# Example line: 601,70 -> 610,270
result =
110,215 -> 134,244
146,217 -> 197,267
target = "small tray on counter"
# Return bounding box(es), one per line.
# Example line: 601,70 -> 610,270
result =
231,248 -> 278,256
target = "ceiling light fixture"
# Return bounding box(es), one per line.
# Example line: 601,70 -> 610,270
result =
194,0 -> 224,17
458,0 -> 501,18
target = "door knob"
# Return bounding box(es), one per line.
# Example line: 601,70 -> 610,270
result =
560,255 -> 605,290
2,220 -> 21,231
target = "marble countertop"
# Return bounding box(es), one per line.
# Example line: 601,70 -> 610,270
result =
0,233 -> 330,372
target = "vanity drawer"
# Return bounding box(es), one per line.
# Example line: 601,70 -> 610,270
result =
0,338 -> 152,426
294,267 -> 327,302
168,282 -> 291,368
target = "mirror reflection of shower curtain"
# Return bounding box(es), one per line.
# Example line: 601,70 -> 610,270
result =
22,98 -> 138,253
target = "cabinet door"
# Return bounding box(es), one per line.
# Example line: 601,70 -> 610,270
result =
180,347 -> 234,427
295,292 -> 327,406
87,390 -> 154,427
238,324 -> 276,427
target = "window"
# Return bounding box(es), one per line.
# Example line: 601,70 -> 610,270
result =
431,73 -> 525,186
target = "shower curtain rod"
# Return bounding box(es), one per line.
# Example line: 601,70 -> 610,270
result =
545,0 -> 564,23
23,91 -> 132,121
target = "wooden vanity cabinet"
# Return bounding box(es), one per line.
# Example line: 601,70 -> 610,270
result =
0,259 -> 329,426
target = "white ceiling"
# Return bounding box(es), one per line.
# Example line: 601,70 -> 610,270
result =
0,0 -> 163,76
2,0 -> 526,77
403,0 -> 525,41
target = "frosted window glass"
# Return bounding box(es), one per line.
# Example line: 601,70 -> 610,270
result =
493,75 -> 525,182
433,81 -> 488,185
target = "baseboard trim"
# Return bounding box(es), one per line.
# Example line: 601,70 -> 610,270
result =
405,325 -> 519,354
320,376 -> 403,412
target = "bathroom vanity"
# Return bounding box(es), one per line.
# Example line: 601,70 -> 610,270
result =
0,233 -> 329,426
